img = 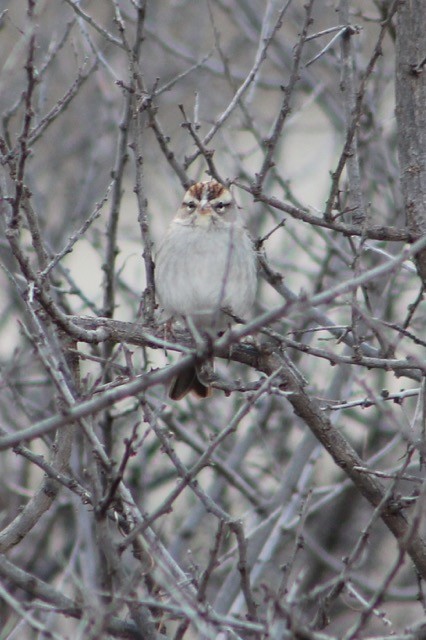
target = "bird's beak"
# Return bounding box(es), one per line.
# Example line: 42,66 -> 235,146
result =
199,197 -> 212,215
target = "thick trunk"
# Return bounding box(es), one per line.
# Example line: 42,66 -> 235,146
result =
395,0 -> 426,284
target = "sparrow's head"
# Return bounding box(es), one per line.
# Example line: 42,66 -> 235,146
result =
176,180 -> 237,225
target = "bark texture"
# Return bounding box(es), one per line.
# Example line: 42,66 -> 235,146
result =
396,0 -> 426,284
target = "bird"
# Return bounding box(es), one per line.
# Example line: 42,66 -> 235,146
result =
155,179 -> 257,400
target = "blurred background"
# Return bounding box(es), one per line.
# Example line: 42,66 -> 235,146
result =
0,1 -> 425,638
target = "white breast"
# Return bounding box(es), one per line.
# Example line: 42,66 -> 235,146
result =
155,220 -> 257,328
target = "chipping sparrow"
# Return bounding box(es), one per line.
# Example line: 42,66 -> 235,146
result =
155,179 -> 257,400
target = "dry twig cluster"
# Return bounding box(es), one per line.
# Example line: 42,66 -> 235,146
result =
0,1 -> 425,639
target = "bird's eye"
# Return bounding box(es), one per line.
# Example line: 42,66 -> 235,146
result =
186,201 -> 196,211
214,201 -> 229,213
